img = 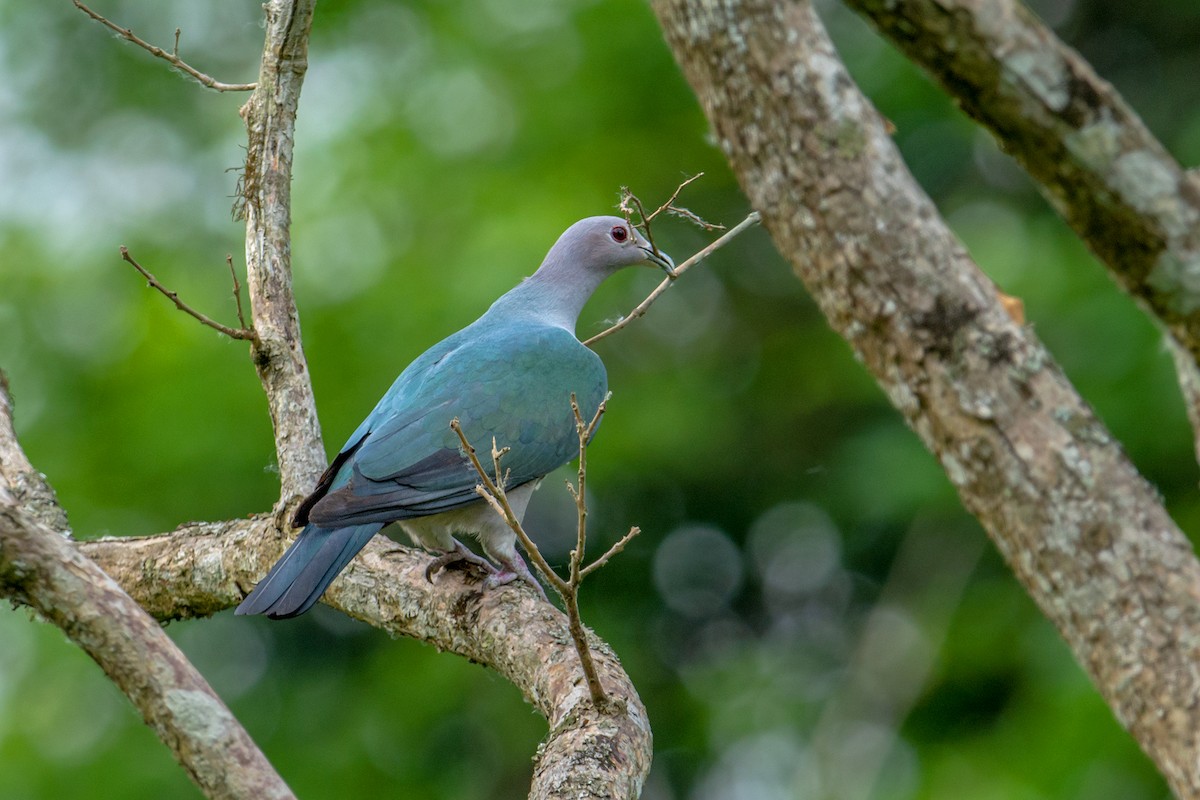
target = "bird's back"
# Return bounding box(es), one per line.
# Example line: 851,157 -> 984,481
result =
303,316 -> 606,528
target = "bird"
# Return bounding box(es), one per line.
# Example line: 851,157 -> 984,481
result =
236,216 -> 674,619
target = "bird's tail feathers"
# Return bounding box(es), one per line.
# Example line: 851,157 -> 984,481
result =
235,523 -> 383,619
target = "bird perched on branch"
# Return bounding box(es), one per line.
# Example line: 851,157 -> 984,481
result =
236,216 -> 674,619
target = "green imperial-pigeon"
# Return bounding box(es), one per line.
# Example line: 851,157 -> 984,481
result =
236,216 -> 674,619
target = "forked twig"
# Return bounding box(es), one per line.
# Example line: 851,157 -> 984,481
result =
121,247 -> 257,342
451,396 -> 640,707
72,0 -> 256,92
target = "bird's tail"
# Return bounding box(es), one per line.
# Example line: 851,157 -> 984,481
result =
235,523 -> 384,619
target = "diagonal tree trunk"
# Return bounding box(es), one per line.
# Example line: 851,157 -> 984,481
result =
650,1 -> 1200,796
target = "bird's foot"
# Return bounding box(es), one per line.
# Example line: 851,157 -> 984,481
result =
484,553 -> 549,602
425,541 -> 496,583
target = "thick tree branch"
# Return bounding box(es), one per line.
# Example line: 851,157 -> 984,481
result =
0,380 -> 294,800
843,0 -> 1200,470
78,526 -> 652,800
239,0 -> 327,504
651,1 -> 1200,796
844,0 -> 1200,365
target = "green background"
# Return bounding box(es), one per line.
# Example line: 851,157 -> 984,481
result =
2,0 -> 1198,797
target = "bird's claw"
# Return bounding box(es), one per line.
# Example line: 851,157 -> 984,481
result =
485,557 -> 549,602
425,542 -> 495,583
425,542 -> 548,602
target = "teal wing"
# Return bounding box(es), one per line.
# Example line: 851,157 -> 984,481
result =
305,324 -> 606,528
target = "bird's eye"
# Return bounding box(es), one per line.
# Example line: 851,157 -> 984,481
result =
610,225 -> 629,243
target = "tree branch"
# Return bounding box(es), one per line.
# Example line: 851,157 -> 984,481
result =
844,0 -> 1200,366
77,523 -> 652,799
651,1 -> 1200,796
0,379 -> 294,800
238,0 -> 327,505
72,0 -> 256,92
0,372 -> 70,534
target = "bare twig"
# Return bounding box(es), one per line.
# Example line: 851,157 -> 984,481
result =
559,397 -> 606,704
580,526 -> 640,579
648,172 -> 706,221
618,174 -> 722,270
450,420 -> 569,596
450,397 -> 638,707
584,211 -> 761,346
121,246 -> 256,342
72,0 -> 256,92
618,189 -> 659,258
226,254 -> 249,331
567,395 -> 598,577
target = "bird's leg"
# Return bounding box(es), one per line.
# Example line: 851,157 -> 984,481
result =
485,550 -> 549,602
424,539 -> 497,583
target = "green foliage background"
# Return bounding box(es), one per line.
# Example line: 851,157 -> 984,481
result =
2,0 -> 1199,797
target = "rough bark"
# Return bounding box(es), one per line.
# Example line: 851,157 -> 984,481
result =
650,1 -> 1200,796
0,382 -> 295,800
844,0 -> 1200,365
0,372 -> 69,534
78,525 -> 653,799
843,0 -> 1200,473
240,0 -> 327,504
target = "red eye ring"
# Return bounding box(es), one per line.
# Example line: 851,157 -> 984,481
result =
610,225 -> 629,243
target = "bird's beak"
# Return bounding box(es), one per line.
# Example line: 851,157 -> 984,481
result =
640,245 -> 676,277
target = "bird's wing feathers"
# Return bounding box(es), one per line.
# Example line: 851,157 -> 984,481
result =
306,324 -> 606,528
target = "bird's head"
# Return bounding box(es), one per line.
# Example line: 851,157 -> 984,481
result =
556,216 -> 676,278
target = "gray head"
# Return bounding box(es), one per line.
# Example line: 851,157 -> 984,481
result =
499,216 -> 675,330
543,216 -> 675,278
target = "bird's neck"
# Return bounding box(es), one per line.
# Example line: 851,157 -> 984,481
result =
488,258 -> 610,332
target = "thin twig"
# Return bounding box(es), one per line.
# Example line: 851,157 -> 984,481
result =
580,527 -> 640,579
619,175 -> 722,280
72,0 -> 256,92
648,172 -> 706,221
450,400 -> 634,707
584,211 -> 761,346
121,247 -> 257,342
618,190 -> 659,258
449,420 -> 569,595
568,394 -> 606,580
666,204 -> 725,231
563,393 -> 611,705
226,254 -> 249,331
